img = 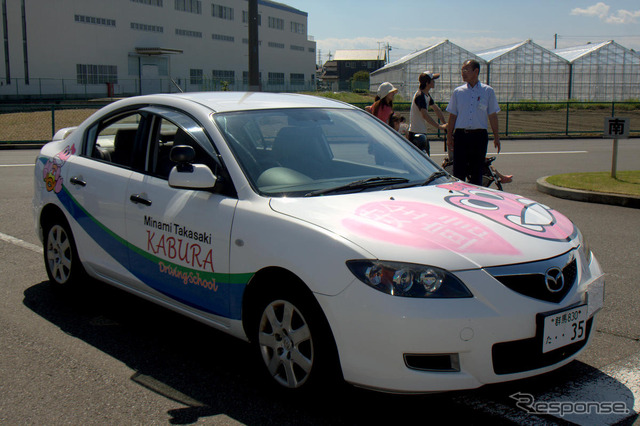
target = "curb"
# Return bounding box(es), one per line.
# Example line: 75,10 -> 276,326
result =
536,176 -> 640,209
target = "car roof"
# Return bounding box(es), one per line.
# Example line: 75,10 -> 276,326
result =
145,91 -> 356,113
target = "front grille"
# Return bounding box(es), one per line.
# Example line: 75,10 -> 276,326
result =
487,251 -> 578,304
492,317 -> 592,375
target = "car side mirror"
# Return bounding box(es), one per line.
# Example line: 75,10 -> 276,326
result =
168,145 -> 217,189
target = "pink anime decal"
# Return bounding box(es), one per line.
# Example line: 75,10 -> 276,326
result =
343,200 -> 520,255
439,182 -> 576,242
43,144 -> 76,193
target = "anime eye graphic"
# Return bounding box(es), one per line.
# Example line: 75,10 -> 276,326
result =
506,202 -> 555,232
459,189 -> 504,210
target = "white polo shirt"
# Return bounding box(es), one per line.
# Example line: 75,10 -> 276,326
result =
446,82 -> 500,130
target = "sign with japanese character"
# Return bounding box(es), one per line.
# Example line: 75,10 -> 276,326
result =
603,117 -> 630,139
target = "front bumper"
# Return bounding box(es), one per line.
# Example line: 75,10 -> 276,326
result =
316,253 -> 605,393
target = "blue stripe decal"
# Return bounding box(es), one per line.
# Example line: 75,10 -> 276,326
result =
55,184 -> 249,320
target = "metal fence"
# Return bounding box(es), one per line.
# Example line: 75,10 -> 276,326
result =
0,77 -> 318,101
0,100 -> 638,147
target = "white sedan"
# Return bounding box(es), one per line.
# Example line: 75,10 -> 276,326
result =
33,92 -> 604,393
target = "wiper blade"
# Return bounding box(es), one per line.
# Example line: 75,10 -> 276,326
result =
421,171 -> 449,186
305,176 -> 410,197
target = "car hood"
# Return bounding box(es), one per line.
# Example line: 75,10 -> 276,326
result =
269,181 -> 579,270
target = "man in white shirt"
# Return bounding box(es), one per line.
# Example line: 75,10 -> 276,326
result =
446,60 -> 500,185
408,71 -> 447,156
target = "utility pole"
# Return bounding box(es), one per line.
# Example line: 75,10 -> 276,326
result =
554,33 -> 558,49
248,0 -> 260,91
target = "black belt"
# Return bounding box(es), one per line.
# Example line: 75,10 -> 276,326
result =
455,128 -> 486,134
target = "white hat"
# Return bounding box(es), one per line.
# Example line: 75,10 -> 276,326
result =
377,82 -> 398,99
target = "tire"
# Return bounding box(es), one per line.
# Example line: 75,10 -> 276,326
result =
43,215 -> 85,287
254,290 -> 339,391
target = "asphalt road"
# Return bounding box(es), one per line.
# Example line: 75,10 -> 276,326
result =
1,140 -> 639,425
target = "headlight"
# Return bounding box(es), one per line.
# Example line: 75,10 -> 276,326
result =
576,229 -> 592,265
346,260 -> 473,298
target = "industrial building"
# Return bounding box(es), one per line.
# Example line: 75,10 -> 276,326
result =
0,0 -> 316,99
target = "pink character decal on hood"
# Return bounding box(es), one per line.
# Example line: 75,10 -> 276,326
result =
343,200 -> 520,255
439,182 -> 576,242
43,144 -> 76,193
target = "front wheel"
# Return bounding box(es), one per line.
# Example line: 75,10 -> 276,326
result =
254,290 -> 340,391
43,217 -> 85,287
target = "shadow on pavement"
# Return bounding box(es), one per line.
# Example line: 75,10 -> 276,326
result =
22,278 -> 638,425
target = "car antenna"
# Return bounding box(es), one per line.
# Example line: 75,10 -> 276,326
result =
170,78 -> 184,93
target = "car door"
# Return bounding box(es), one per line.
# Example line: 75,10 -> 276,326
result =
63,110 -> 145,283
123,107 -> 239,324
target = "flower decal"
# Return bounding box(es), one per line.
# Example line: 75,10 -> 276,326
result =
42,144 -> 76,193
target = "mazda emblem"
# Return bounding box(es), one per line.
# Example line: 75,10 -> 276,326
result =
545,267 -> 565,293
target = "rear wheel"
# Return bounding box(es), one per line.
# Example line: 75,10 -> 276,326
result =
43,217 -> 85,287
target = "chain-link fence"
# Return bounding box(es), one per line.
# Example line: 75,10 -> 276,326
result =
0,101 -> 638,147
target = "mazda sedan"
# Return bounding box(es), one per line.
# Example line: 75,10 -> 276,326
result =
34,92 -> 604,393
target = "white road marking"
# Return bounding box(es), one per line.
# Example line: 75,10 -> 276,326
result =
0,164 -> 35,167
455,351 -> 640,424
0,231 -> 43,254
432,151 -> 588,157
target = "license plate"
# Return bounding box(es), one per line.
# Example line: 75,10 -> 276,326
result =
542,305 -> 588,353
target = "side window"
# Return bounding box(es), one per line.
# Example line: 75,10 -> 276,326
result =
89,112 -> 144,169
149,118 -> 216,180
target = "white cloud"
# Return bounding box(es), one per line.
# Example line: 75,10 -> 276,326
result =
571,2 -> 610,18
571,2 -> 640,24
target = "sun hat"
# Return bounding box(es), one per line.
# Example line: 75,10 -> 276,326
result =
377,82 -> 398,99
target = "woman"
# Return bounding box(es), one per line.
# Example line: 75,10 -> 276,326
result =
368,82 -> 398,125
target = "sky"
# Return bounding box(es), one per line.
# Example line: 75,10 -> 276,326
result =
282,0 -> 640,64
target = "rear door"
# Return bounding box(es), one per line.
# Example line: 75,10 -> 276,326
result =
63,111 -> 144,283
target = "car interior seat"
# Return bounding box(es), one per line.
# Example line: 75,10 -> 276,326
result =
271,126 -> 331,179
111,129 -> 137,167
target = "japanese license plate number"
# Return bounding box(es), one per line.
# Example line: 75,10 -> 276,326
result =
542,305 -> 588,353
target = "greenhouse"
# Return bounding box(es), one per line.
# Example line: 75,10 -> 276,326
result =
476,40 -> 570,102
553,41 -> 640,101
370,39 -> 639,102
369,40 -> 485,102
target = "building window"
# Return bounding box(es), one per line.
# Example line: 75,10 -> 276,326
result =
131,22 -> 163,33
290,45 -> 304,52
130,0 -> 163,6
74,15 -> 116,27
242,38 -> 261,45
290,73 -> 305,85
212,70 -> 235,84
175,0 -> 201,14
212,4 -> 233,20
308,47 -> 315,53
242,71 -> 262,84
268,16 -> 284,30
268,72 -> 284,85
190,69 -> 203,85
212,33 -> 234,42
77,64 -> 118,84
291,22 -> 304,34
268,42 -> 284,49
242,11 -> 261,25
175,28 -> 202,38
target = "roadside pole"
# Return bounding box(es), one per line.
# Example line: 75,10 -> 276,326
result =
603,117 -> 630,179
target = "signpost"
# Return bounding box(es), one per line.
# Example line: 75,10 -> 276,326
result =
603,117 -> 630,179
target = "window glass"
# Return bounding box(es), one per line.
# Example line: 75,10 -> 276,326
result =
88,112 -> 144,169
214,108 -> 441,197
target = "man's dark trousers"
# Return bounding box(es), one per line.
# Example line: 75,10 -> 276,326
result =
453,129 -> 488,185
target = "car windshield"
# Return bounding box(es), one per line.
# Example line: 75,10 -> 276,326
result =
213,108 -> 449,197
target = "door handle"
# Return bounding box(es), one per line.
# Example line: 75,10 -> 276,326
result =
70,176 -> 86,187
129,194 -> 152,206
